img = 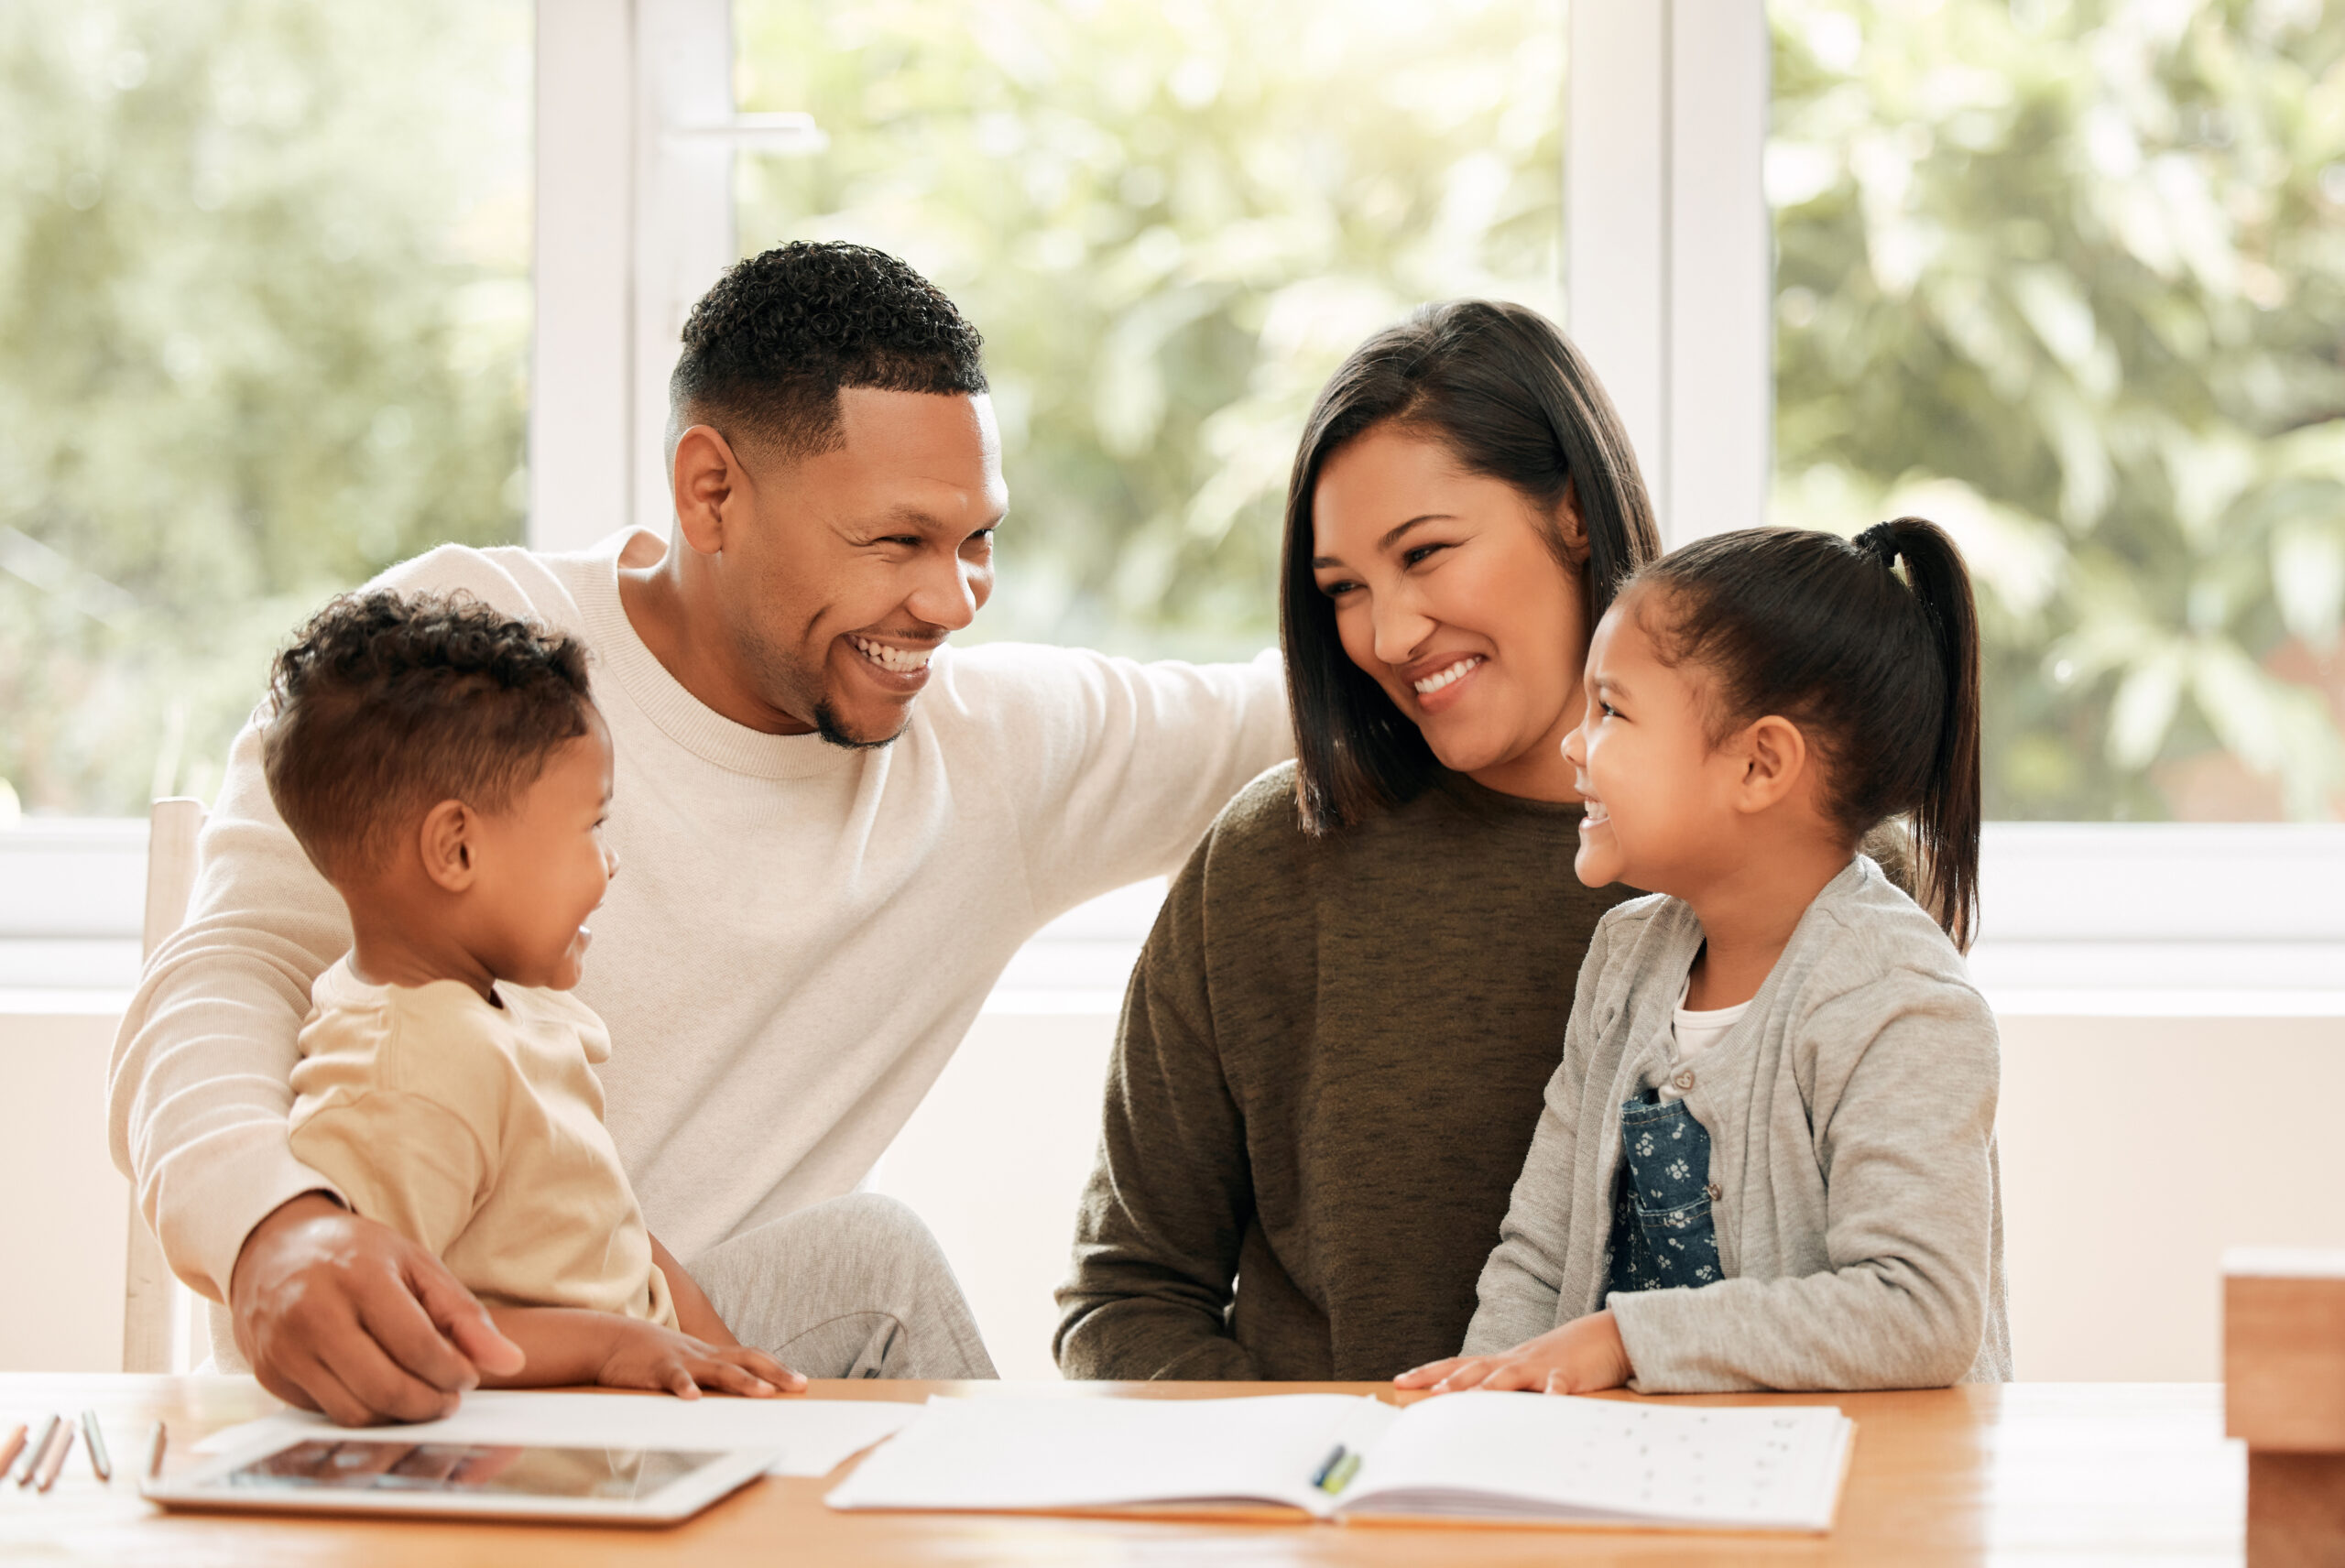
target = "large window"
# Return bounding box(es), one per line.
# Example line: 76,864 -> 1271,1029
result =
0,0 -> 532,820
15,1 -> 2344,990
1772,0 -> 2345,822
732,0 -> 1565,662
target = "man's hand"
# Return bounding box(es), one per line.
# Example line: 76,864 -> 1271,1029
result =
230,1192 -> 525,1427
1392,1311 -> 1633,1396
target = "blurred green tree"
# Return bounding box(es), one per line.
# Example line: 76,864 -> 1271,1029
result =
24,0 -> 2332,825
0,0 -> 529,817
1772,0 -> 2345,821
734,0 -> 1565,662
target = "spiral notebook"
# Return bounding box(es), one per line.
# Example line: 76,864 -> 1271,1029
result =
826,1391 -> 1855,1533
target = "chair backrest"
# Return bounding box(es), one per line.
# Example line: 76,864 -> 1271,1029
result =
121,797 -> 206,1375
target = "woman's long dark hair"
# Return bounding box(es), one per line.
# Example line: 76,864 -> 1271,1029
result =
1280,299 -> 1662,833
1634,518 -> 1984,948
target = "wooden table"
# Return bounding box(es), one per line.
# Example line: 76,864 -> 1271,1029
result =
0,1376 -> 2245,1565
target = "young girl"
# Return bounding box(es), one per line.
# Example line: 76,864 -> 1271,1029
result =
1398,517 -> 2011,1395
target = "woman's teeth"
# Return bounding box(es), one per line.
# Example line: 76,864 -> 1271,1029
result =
850,636 -> 933,675
1583,800 -> 1609,824
1412,656 -> 1484,695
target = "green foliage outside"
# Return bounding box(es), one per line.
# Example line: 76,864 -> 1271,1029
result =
13,0 -> 2341,826
733,0 -> 1565,663
1773,0 -> 2345,820
0,0 -> 529,818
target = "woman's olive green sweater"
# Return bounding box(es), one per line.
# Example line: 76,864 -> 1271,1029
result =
1053,762 -> 1635,1381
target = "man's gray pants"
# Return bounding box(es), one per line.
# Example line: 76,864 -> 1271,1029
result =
688,1193 -> 997,1380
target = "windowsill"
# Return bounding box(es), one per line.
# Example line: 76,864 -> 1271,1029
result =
1978,987 -> 2345,1019
16,978 -> 2345,1023
0,988 -> 134,1018
14,822 -> 2345,1024
973,970 -> 2345,1021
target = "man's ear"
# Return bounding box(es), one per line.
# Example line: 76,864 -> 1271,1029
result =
1732,714 -> 1810,814
671,425 -> 748,557
417,800 -> 478,893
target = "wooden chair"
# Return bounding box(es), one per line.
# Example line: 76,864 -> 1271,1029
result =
120,796 -> 206,1374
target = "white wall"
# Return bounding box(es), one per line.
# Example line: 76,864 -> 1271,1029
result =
10,995 -> 2339,1383
865,1010 -> 1116,1381
1997,1012 -> 2345,1381
0,1004 -> 128,1372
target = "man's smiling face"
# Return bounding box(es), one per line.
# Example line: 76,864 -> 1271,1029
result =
714,386 -> 1008,746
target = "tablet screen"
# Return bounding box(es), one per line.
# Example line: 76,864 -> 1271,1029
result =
223,1440 -> 723,1502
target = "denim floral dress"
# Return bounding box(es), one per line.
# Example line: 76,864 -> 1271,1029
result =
1604,1086 -> 1724,1295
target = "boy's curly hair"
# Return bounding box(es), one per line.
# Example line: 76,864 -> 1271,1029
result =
260,591 -> 594,882
670,240 -> 987,463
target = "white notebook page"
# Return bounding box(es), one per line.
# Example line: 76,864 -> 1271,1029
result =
825,1394 -> 1391,1514
1342,1392 -> 1851,1530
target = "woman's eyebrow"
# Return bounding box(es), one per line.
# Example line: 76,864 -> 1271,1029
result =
1378,513 -> 1457,551
1311,513 -> 1462,568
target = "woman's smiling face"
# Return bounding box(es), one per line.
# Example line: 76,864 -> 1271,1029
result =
1309,423 -> 1591,800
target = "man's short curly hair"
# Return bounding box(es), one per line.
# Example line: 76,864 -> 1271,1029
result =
261,591 -> 595,882
670,241 -> 987,464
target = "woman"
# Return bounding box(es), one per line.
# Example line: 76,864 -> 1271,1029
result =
1053,299 -> 1663,1380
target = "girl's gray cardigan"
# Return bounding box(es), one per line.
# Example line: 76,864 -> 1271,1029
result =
1463,855 -> 2013,1392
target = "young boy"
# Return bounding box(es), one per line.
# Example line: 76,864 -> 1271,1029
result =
259,590 -> 803,1399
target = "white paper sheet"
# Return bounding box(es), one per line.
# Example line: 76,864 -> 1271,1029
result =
825,1394 -> 1392,1515
194,1390 -> 921,1478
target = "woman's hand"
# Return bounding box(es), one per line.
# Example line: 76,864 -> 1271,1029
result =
594,1321 -> 806,1399
1393,1311 -> 1632,1395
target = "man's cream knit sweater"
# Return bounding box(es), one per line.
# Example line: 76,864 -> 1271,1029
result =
109,529 -> 1290,1310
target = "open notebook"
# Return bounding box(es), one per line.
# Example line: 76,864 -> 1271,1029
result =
826,1391 -> 1855,1533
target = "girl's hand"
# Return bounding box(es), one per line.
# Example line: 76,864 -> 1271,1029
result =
1393,1311 -> 1632,1395
594,1321 -> 807,1399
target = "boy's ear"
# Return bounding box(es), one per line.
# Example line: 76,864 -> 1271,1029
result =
417,799 -> 478,893
1732,714 -> 1810,814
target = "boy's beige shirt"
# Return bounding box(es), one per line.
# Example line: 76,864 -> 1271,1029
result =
288,957 -> 678,1331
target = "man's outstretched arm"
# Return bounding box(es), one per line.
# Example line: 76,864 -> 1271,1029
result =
963,644 -> 1291,919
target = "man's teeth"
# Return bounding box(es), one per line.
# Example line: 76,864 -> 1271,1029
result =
1412,656 -> 1484,695
849,636 -> 934,675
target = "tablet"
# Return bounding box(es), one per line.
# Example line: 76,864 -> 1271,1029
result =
142,1433 -> 776,1527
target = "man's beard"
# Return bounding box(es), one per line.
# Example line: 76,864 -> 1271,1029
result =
736,620 -> 908,750
813,698 -> 901,750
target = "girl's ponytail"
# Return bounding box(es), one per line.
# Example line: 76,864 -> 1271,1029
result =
1853,518 -> 1981,949
1634,516 -> 1985,951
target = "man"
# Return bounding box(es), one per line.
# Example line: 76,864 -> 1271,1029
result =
109,243 -> 1289,1422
